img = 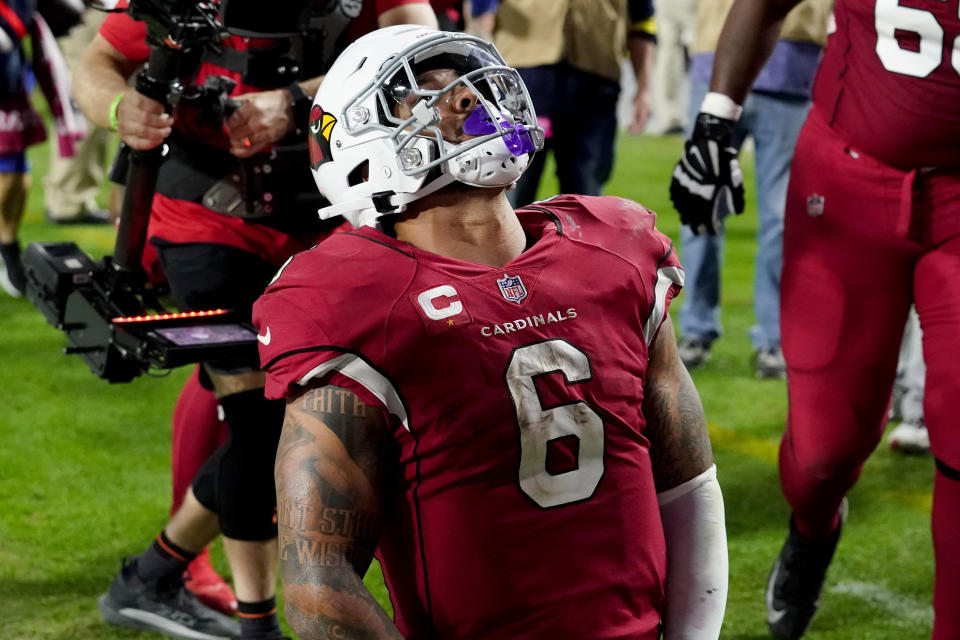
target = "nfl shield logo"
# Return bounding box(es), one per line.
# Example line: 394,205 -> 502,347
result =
806,193 -> 825,217
496,273 -> 527,303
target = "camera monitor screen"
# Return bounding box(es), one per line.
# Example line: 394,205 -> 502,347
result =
219,0 -> 314,37
155,323 -> 258,346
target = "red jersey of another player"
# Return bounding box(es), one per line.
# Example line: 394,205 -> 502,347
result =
254,195 -> 684,640
814,0 -> 960,169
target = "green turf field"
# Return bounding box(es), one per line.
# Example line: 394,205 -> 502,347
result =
0,132 -> 938,639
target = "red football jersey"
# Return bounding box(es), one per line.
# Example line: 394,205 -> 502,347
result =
814,0 -> 960,169
254,195 -> 684,640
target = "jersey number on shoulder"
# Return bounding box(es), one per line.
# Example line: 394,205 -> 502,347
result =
875,0 -> 960,77
505,339 -> 605,509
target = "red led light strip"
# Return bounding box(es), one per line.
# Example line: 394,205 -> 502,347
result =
112,309 -> 229,324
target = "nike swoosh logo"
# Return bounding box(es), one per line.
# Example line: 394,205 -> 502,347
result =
257,327 -> 271,345
767,607 -> 787,625
765,558 -> 787,625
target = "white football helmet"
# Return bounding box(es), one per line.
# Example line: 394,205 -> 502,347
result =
307,24 -> 543,228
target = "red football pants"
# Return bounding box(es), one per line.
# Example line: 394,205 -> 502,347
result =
780,107 -> 960,639
170,366 -> 228,514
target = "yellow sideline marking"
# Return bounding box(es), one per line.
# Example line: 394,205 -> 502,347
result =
878,489 -> 932,513
707,422 -> 779,465
707,423 -> 932,513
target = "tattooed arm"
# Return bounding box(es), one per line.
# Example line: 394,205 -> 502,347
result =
275,384 -> 404,640
642,315 -> 714,490
642,316 -> 728,640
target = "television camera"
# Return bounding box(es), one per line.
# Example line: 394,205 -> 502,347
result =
23,0 -> 315,382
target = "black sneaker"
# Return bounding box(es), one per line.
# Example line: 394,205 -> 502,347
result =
98,557 -> 239,640
765,499 -> 848,639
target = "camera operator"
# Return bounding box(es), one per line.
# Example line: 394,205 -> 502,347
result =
72,2 -> 437,639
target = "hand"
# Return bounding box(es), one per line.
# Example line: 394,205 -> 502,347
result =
116,91 -> 172,150
628,88 -> 651,135
225,89 -> 295,158
669,112 -> 744,235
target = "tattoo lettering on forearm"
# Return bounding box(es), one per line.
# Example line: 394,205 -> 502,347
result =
277,499 -> 379,539
279,533 -> 377,569
299,387 -> 368,418
275,385 -> 404,639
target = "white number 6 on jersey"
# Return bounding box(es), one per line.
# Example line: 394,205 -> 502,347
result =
505,339 -> 605,509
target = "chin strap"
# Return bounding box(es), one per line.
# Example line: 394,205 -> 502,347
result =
316,134 -> 532,226
317,171 -> 458,225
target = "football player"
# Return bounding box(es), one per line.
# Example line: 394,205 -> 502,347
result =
254,25 -> 728,640
668,0 -> 960,638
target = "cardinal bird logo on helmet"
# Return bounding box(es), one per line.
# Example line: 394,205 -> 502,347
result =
308,104 -> 337,170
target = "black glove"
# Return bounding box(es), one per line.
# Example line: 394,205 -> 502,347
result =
669,112 -> 745,235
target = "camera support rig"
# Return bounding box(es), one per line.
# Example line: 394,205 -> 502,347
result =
23,0 -> 260,383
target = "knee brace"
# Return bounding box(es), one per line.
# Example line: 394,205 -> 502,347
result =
191,389 -> 285,540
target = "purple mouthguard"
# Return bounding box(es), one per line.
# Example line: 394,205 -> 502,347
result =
463,104 -> 535,156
